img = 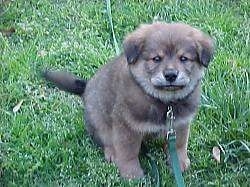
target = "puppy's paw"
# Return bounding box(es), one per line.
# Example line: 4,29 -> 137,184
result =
120,166 -> 144,179
179,155 -> 190,172
104,146 -> 115,163
117,158 -> 144,179
177,149 -> 190,172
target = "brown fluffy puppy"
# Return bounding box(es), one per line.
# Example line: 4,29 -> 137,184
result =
43,22 -> 214,179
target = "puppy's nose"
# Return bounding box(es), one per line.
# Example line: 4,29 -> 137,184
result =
164,69 -> 179,82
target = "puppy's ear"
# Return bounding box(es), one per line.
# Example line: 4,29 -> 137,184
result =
196,34 -> 215,67
123,32 -> 144,64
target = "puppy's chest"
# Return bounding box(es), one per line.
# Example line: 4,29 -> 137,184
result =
134,101 -> 194,126
130,99 -> 167,124
147,105 -> 186,123
147,105 -> 167,124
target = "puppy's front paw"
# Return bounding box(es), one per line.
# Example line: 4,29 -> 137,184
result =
179,155 -> 190,172
177,149 -> 190,172
104,146 -> 115,163
120,166 -> 144,179
117,158 -> 144,179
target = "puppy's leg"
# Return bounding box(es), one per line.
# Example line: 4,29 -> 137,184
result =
175,124 -> 190,172
112,125 -> 144,179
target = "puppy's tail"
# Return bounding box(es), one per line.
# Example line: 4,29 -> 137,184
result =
42,70 -> 87,95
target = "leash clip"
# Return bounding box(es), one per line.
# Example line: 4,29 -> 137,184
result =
166,106 -> 175,140
166,128 -> 176,141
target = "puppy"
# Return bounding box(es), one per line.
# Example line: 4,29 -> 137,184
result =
43,22 -> 214,179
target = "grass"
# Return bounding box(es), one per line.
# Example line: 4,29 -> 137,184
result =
0,0 -> 249,186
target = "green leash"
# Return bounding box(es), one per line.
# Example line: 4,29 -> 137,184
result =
166,106 -> 185,187
167,130 -> 185,187
106,0 -> 120,55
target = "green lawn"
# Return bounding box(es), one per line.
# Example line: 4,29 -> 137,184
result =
0,0 -> 249,186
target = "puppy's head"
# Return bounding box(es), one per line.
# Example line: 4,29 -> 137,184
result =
123,22 -> 214,102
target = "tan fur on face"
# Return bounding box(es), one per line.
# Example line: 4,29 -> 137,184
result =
124,22 -> 213,103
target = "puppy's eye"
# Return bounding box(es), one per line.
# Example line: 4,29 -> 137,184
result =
180,56 -> 188,63
152,56 -> 162,63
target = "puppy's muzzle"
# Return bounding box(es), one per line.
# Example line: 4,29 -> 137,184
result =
164,69 -> 179,83
151,69 -> 190,91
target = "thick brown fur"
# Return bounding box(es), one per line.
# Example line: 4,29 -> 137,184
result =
43,22 -> 214,179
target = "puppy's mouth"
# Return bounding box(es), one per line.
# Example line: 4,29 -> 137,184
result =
154,84 -> 185,91
150,73 -> 189,91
